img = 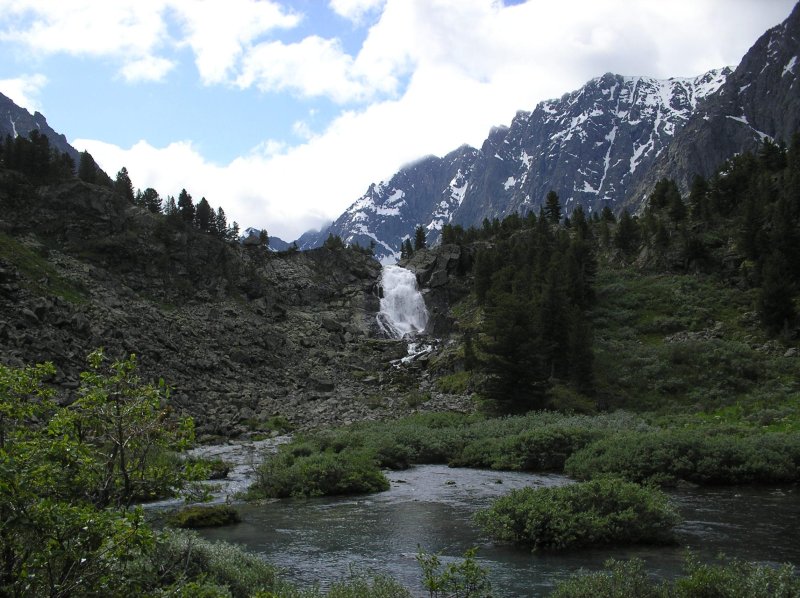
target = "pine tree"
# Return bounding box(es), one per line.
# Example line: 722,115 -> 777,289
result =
114,167 -> 135,202
544,190 -> 561,224
195,197 -> 213,231
78,151 -> 97,184
403,238 -> 414,259
414,226 -> 426,250
177,189 -> 195,224
215,207 -> 227,237
614,209 -> 640,258
140,188 -> 162,213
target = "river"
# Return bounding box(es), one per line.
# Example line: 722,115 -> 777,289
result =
192,463 -> 800,596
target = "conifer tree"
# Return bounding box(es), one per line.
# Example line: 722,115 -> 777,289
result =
414,225 -> 427,250
195,197 -> 213,231
78,151 -> 98,183
614,209 -> 640,258
544,190 -> 561,224
140,188 -> 162,213
177,189 -> 195,224
215,207 -> 227,237
114,167 -> 135,202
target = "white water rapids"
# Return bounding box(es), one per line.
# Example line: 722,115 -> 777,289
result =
376,265 -> 429,339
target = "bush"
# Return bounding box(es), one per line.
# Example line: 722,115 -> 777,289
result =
474,479 -> 680,551
551,556 -> 800,598
550,558 -> 665,598
565,429 -> 800,485
248,449 -> 389,499
148,530 -> 279,597
168,505 -> 242,528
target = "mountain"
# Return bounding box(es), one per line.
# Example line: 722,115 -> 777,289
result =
240,226 -> 292,251
302,68 -> 729,262
628,1 -> 800,203
0,92 -> 81,164
300,3 -> 800,263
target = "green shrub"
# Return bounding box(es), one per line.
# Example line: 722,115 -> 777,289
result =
565,429 -> 800,485
168,505 -> 241,528
324,573 -> 413,598
248,449 -> 389,498
417,547 -> 492,598
551,556 -> 800,598
149,530 -> 279,597
550,558 -> 665,598
475,479 -> 680,551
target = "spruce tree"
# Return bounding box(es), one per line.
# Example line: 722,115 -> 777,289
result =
414,225 -> 426,250
114,167 -> 135,202
78,151 -> 98,183
195,197 -> 213,231
544,190 -> 561,224
177,189 -> 195,224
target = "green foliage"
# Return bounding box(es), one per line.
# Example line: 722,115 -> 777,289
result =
248,447 -> 389,498
0,353 -> 198,596
550,557 -> 664,598
0,232 -> 87,303
474,478 -> 679,552
149,530 -> 279,597
417,547 -> 492,598
551,555 -> 800,598
591,268 -> 798,412
471,208 -> 598,412
564,428 -> 800,486
414,225 -> 427,250
1,131 -> 75,184
168,505 -> 242,529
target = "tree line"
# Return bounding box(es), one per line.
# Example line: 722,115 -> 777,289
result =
1,130 -> 248,245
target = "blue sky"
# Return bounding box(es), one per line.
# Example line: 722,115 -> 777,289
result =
0,0 -> 795,240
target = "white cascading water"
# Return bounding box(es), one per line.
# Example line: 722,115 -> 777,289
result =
376,265 -> 429,339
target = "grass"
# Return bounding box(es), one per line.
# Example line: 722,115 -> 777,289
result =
0,232 -> 87,303
592,268 -> 799,414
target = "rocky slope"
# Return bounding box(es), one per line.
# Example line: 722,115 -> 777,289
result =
0,172 -> 470,436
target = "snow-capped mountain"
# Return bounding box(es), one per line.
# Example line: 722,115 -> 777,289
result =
303,68 -> 729,262
628,1 -> 800,204
301,2 -> 800,263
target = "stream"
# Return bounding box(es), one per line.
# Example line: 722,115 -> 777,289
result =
188,460 -> 799,596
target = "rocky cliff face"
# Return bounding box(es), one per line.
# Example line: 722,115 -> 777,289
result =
0,92 -> 81,164
301,4 -> 800,263
0,173 -> 469,436
303,68 -> 728,262
627,1 -> 800,203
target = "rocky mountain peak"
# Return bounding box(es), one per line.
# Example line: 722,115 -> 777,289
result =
304,65 -> 731,262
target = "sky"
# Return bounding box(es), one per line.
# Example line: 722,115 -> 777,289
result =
0,0 -> 796,241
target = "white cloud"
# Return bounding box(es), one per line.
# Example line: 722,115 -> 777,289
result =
0,73 -> 47,112
171,0 -> 300,85
120,55 -> 176,83
237,35 -> 385,103
329,0 -> 386,23
65,0 -> 799,242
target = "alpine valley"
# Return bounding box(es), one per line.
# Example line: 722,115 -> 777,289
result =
1,4 -> 800,598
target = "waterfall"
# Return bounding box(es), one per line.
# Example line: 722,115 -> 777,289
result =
376,265 -> 429,339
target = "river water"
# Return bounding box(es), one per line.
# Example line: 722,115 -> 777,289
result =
193,464 -> 800,596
